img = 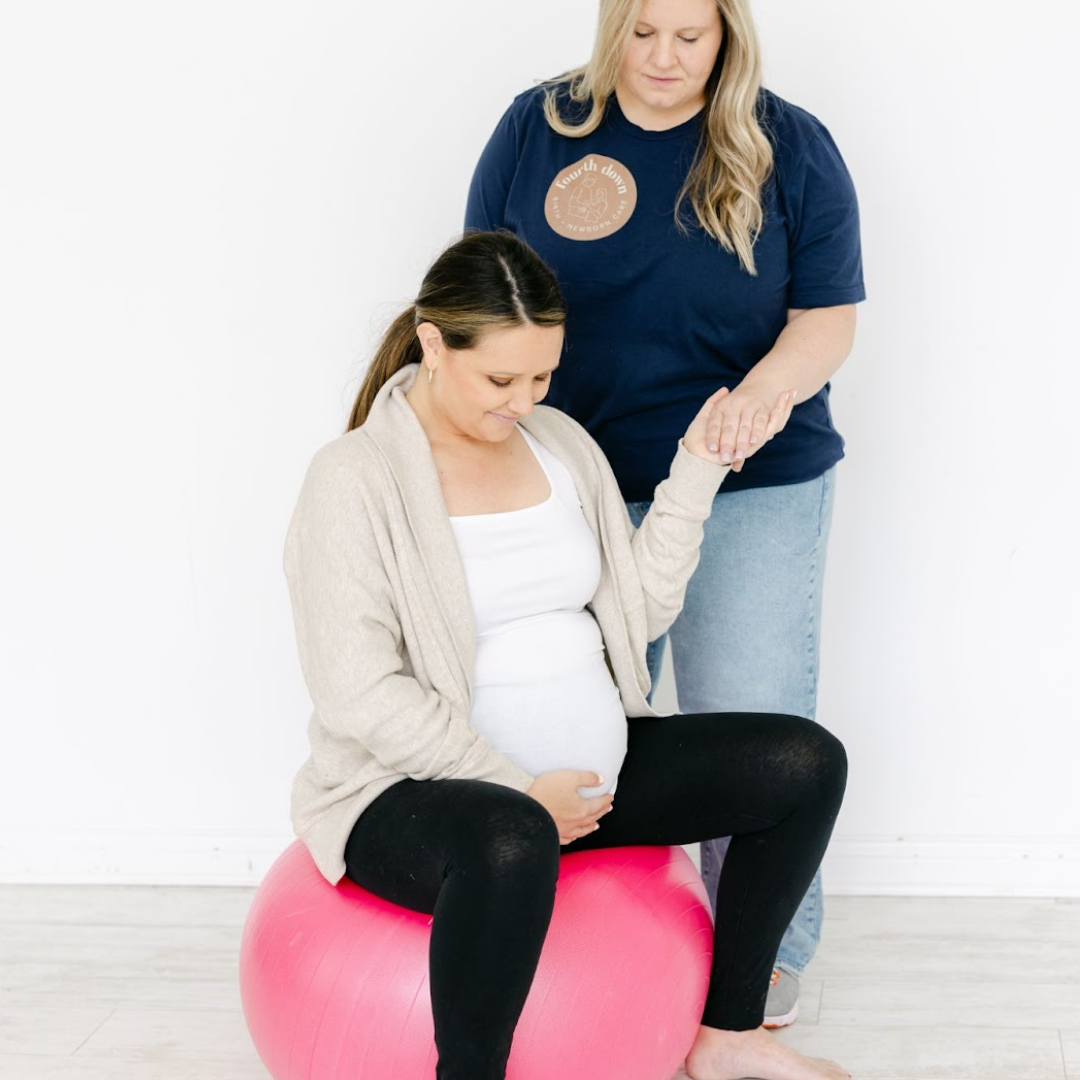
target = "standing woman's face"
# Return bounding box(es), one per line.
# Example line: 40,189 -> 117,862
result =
616,0 -> 724,130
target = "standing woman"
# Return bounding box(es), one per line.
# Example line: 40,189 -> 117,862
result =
465,0 -> 864,1024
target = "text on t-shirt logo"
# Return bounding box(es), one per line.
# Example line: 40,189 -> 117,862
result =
544,154 -> 638,242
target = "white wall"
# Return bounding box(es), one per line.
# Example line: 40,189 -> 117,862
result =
1,1 -> 1076,893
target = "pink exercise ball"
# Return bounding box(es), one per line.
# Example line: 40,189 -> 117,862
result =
241,839 -> 713,1080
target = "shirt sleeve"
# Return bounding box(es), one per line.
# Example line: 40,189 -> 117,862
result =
465,99 -> 522,232
782,123 -> 866,309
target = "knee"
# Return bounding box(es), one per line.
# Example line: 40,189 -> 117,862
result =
802,720 -> 848,807
777,717 -> 847,809
464,788 -> 561,887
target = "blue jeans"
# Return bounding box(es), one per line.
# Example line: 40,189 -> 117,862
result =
626,466 -> 836,976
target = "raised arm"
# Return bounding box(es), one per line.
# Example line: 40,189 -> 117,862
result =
703,305 -> 856,467
628,387 -> 794,639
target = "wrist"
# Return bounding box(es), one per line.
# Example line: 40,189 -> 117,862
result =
674,439 -> 731,487
737,371 -> 799,406
680,439 -> 720,465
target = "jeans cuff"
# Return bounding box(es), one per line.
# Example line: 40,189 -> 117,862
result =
773,955 -> 806,979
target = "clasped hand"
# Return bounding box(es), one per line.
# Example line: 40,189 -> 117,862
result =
683,384 -> 797,471
527,770 -> 614,844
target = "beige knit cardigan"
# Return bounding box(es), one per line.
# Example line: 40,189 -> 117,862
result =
285,364 -> 730,883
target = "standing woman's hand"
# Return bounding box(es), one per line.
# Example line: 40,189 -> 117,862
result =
686,385 -> 797,470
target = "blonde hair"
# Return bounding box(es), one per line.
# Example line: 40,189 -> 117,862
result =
542,0 -> 773,275
347,232 -> 565,431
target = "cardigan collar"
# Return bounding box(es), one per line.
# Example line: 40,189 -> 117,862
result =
359,363 -> 643,707
359,364 -> 477,697
363,363 -> 607,541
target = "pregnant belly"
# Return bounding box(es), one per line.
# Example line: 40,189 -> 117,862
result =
470,670 -> 626,797
470,613 -> 626,796
470,613 -> 630,799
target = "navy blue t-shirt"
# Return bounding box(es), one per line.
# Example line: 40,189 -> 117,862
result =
465,85 -> 865,501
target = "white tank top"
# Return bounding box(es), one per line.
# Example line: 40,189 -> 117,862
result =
448,428 -> 625,796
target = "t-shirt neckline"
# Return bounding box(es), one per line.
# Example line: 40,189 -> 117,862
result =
607,94 -> 704,142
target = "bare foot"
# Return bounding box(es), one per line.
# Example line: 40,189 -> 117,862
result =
685,1024 -> 852,1080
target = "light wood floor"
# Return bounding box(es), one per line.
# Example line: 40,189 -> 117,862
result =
1,884 -> 1077,1079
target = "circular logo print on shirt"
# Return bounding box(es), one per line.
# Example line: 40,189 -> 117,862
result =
544,154 -> 638,241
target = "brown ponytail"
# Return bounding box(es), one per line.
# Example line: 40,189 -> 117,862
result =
347,305 -> 421,431
346,232 -> 565,432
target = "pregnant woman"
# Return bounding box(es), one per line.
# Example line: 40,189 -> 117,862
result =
285,230 -> 850,1080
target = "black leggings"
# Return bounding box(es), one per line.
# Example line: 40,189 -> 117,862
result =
344,713 -> 847,1080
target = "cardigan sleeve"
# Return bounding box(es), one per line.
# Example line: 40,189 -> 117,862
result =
284,441 -> 536,793
617,441 -> 730,641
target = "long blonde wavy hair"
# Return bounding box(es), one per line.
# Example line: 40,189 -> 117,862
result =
543,0 -> 772,275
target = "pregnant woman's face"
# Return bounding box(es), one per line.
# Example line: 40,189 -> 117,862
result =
617,0 -> 723,130
415,321 -> 564,445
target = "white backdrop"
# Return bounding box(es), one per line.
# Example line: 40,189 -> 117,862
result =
1,0 -> 1077,892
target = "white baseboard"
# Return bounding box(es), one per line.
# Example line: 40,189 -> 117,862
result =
821,836 -> 1080,897
0,831 -> 294,886
1,832 -> 1079,896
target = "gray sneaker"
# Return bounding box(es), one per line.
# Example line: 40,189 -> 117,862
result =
763,967 -> 799,1028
